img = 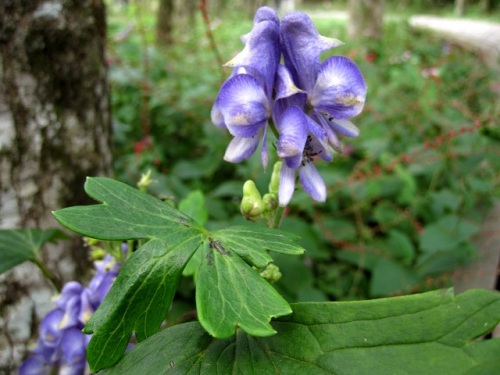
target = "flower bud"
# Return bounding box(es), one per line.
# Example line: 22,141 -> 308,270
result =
262,193 -> 278,212
269,161 -> 282,195
137,170 -> 155,192
241,180 -> 264,220
259,263 -> 282,283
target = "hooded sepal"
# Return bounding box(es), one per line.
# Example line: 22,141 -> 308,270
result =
310,56 -> 367,120
281,11 -> 343,92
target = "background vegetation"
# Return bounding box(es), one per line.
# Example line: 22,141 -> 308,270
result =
106,0 -> 499,318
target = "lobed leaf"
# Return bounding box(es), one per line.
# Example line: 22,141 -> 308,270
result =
196,240 -> 292,338
100,288 -> 500,375
84,237 -> 202,371
52,177 -> 305,371
53,177 -> 204,241
0,228 -> 67,275
214,225 -> 304,268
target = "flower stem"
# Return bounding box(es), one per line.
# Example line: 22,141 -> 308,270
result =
270,205 -> 286,229
32,258 -> 61,293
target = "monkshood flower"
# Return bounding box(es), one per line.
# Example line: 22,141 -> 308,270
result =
211,7 -> 280,168
212,7 -> 366,206
280,11 -> 366,146
19,254 -> 122,375
274,11 -> 366,206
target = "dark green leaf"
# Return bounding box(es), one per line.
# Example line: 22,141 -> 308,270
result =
53,178 -> 305,371
53,177 -> 204,241
84,237 -> 202,371
0,228 -> 67,274
420,215 -> 479,253
214,225 -> 304,268
385,229 -> 416,263
370,258 -> 419,297
100,289 -> 500,375
178,190 -> 208,226
196,240 -> 292,338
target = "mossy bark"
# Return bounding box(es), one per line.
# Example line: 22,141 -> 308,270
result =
0,0 -> 112,371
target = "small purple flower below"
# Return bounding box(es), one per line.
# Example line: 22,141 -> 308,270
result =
211,7 -> 367,206
19,254 -> 122,375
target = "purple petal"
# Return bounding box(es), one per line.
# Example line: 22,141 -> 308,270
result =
312,110 -> 343,153
279,163 -> 296,207
310,56 -> 367,119
241,6 -> 280,44
39,309 -> 64,348
78,289 -> 95,324
277,106 -> 308,160
54,282 -> 84,310
60,327 -> 87,368
19,354 -> 50,375
261,124 -> 269,170
59,363 -> 87,375
299,162 -> 327,202
253,6 -> 280,25
210,101 -> 226,128
224,133 -> 261,163
225,20 -> 280,97
329,118 -> 360,137
92,274 -> 116,307
305,113 -> 327,140
32,340 -> 58,364
274,64 -> 305,101
285,154 -> 303,169
93,254 -> 120,274
213,74 -> 270,137
309,132 -> 335,162
281,12 -> 343,92
59,294 -> 83,329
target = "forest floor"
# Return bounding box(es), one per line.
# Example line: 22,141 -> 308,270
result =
308,10 -> 500,68
409,15 -> 500,67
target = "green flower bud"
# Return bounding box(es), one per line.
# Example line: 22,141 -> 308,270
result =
90,247 -> 106,261
137,170 -> 156,192
262,193 -> 278,213
241,180 -> 264,220
269,161 -> 282,195
259,263 -> 282,283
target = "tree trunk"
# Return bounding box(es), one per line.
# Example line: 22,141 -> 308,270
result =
348,0 -> 385,41
480,0 -> 492,12
156,0 -> 174,46
0,0 -> 112,371
174,0 -> 198,40
455,0 -> 467,16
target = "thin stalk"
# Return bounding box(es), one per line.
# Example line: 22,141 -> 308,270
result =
32,258 -> 61,293
199,0 -> 225,81
270,205 -> 286,229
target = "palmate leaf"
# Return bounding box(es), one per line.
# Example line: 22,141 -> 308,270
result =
100,288 -> 500,375
197,240 -> 291,338
52,177 -> 304,372
0,228 -> 67,274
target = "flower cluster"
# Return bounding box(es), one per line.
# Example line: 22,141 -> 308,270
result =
212,7 -> 367,206
19,254 -> 122,375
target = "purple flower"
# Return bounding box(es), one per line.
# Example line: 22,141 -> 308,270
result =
20,253 -> 123,375
211,7 -> 280,168
212,8 -> 367,206
275,12 -> 366,205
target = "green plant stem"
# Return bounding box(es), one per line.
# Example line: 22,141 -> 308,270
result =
270,205 -> 286,229
32,258 -> 61,293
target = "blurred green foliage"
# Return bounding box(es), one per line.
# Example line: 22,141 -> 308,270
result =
106,3 -> 499,311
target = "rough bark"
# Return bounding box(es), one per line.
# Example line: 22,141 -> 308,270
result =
0,0 -> 112,371
348,0 -> 385,41
156,0 -> 174,46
